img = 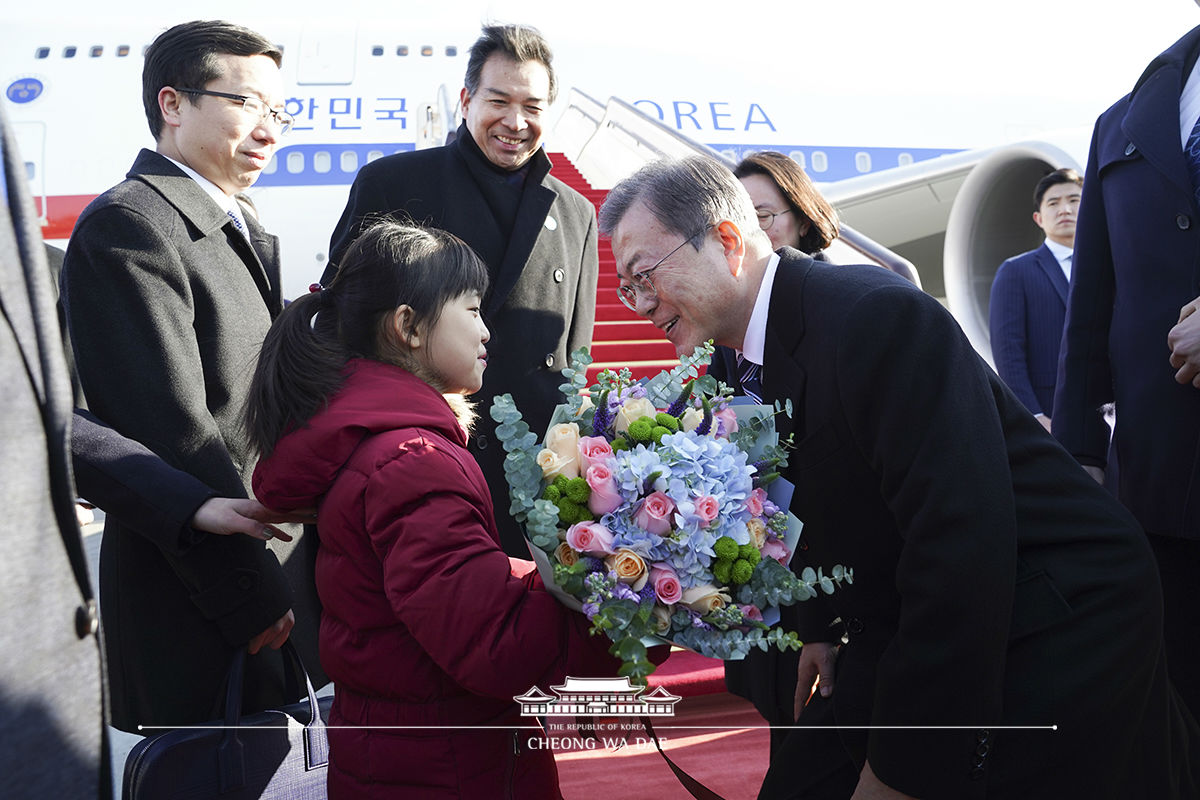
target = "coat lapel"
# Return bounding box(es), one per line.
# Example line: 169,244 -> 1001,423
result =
1122,28 -> 1200,201
130,150 -> 275,311
761,252 -> 813,443
1034,244 -> 1069,306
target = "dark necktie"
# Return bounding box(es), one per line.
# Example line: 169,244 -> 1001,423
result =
736,354 -> 764,404
1186,113 -> 1200,204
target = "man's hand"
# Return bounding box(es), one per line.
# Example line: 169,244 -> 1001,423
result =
851,760 -> 919,800
247,610 -> 294,655
793,641 -> 838,720
1168,295 -> 1200,387
190,497 -> 318,541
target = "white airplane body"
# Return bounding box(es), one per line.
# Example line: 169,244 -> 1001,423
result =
2,10 -> 1197,360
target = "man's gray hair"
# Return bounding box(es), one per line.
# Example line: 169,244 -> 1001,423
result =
464,24 -> 557,104
599,155 -> 757,245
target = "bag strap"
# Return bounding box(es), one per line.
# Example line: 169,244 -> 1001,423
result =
217,640 -> 328,792
639,716 -> 726,800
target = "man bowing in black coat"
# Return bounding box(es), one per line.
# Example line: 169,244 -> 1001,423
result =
324,24 -> 599,556
599,155 -> 1198,800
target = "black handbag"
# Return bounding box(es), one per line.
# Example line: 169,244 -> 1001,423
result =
122,641 -> 332,799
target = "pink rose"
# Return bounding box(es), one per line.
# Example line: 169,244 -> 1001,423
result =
761,537 -> 790,565
745,488 -> 766,518
586,463 -> 623,516
578,436 -> 615,472
693,495 -> 719,525
566,521 -> 616,555
739,604 -> 764,623
713,408 -> 739,438
635,491 -> 675,535
650,564 -> 682,605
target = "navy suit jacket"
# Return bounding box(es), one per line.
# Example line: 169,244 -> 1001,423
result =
988,243 -> 1068,416
1053,26 -> 1200,539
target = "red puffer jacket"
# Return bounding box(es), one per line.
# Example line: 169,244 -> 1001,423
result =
253,359 -> 618,799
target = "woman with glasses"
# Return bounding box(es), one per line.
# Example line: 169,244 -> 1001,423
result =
735,151 -> 839,257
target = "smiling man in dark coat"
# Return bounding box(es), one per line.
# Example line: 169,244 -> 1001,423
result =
60,20 -> 323,732
323,24 -> 598,556
600,155 -> 1198,800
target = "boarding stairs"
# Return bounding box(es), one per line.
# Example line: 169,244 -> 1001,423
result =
547,152 -> 681,384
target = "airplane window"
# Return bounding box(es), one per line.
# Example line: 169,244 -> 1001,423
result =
789,151 -> 807,169
367,150 -> 384,163
63,46 -> 77,58
36,47 -> 49,59
397,46 -> 409,57
811,151 -> 828,173
25,162 -> 36,181
286,152 -> 304,174
90,46 -> 103,58
446,46 -> 458,57
898,153 -> 914,167
340,150 -> 359,172
421,46 -> 433,57
117,45 -> 130,57
371,46 -> 384,57
855,152 -> 872,173
313,151 -> 332,174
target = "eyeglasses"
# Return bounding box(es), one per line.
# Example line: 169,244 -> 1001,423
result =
616,224 -> 712,312
755,208 -> 792,232
175,88 -> 295,135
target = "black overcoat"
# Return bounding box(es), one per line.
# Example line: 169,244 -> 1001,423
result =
717,252 -> 1196,798
61,149 -> 324,732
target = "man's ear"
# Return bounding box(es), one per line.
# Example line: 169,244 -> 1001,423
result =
1032,211 -> 1043,229
716,220 -> 746,277
391,305 -> 420,348
158,86 -> 184,131
459,86 -> 471,118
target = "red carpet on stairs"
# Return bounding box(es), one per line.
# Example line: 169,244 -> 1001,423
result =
547,152 -> 682,384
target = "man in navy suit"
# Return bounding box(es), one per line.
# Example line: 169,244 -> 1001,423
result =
989,168 -> 1081,430
1054,25 -> 1200,721
601,155 -> 1197,799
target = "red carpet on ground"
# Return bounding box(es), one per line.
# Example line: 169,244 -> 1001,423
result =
553,649 -> 771,800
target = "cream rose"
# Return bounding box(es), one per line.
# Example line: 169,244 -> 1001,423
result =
554,542 -> 580,567
542,423 -> 581,479
746,517 -> 768,550
614,397 -> 658,434
681,584 -> 731,614
536,448 -> 575,480
650,605 -> 673,635
604,548 -> 649,591
680,407 -> 704,433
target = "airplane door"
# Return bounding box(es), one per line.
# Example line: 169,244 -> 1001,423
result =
297,25 -> 356,85
12,121 -> 47,224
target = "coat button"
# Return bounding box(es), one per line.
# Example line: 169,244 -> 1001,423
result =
476,434 -> 489,450
75,601 -> 99,639
1177,214 -> 1191,230
845,617 -> 864,635
971,766 -> 986,781
553,268 -> 565,283
545,354 -> 555,368
976,729 -> 990,742
237,574 -> 254,591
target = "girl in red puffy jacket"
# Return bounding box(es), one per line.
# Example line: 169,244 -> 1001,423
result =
245,221 -> 617,799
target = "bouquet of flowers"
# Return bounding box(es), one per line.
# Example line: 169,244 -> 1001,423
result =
491,343 -> 851,681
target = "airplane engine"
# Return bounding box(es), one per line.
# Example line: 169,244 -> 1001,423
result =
943,141 -> 1083,363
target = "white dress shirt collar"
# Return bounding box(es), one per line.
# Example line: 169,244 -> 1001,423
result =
739,252 -> 781,366
162,155 -> 249,239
